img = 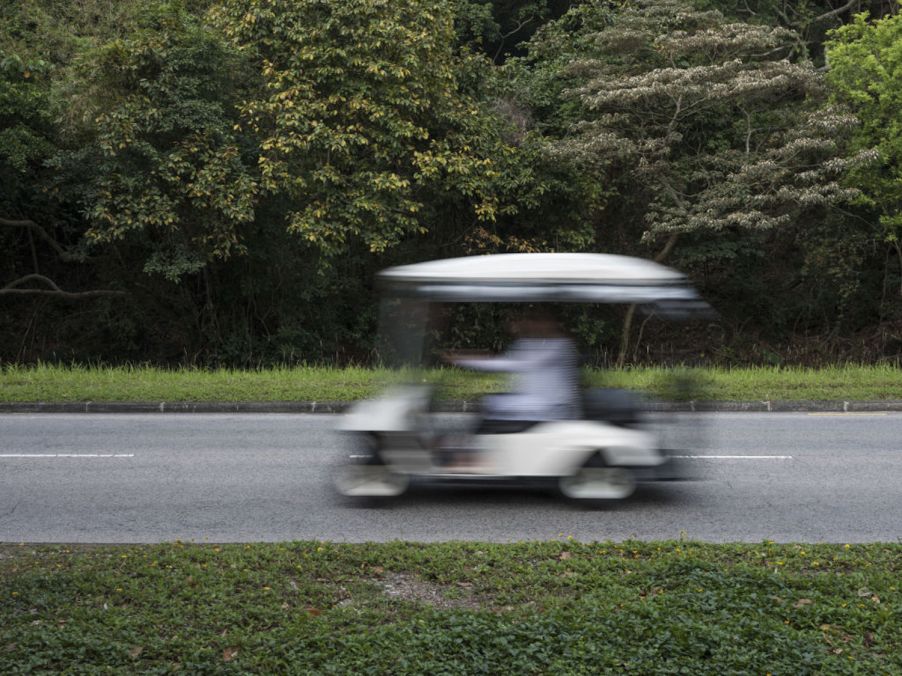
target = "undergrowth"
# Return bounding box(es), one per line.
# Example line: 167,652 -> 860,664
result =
2,541 -> 899,673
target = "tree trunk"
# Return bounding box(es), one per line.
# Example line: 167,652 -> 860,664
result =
616,304 -> 637,369
616,233 -> 679,368
895,241 -> 902,298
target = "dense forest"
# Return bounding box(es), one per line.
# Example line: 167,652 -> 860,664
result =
2,0 -> 901,366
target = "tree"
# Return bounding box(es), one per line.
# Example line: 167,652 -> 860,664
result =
827,8 -> 902,294
521,0 -> 873,363
61,2 -> 259,282
209,0 -> 513,256
454,0 -> 576,63
0,51 -> 124,301
695,0 -> 898,63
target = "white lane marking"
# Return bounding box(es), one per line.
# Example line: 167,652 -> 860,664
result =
0,453 -> 135,458
808,412 -> 888,416
672,455 -> 793,459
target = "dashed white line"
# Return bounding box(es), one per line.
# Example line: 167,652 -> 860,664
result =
672,455 -> 793,460
808,412 -> 888,417
0,454 -> 135,458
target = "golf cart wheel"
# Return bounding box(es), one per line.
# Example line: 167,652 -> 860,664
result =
558,454 -> 636,502
333,463 -> 409,499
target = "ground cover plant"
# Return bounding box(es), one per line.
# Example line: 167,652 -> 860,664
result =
1,363 -> 902,403
1,541 -> 899,673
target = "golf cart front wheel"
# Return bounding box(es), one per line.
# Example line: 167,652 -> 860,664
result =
333,464 -> 409,499
558,465 -> 636,502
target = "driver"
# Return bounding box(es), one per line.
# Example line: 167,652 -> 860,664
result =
446,308 -> 580,430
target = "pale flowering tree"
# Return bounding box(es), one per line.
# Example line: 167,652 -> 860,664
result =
539,0 -> 874,363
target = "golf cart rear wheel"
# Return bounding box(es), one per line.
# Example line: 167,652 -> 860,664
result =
558,460 -> 636,502
333,464 -> 409,499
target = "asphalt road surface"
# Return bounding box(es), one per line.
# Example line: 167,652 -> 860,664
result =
1,413 -> 900,543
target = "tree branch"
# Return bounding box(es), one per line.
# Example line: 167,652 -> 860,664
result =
667,94 -> 683,135
743,108 -> 753,155
0,217 -> 68,258
774,1 -> 793,27
654,232 -> 680,263
493,17 -> 535,63
0,274 -> 126,300
750,45 -> 792,60
500,17 -> 534,40
809,0 -> 859,25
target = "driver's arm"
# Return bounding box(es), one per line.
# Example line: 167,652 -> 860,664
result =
450,340 -> 535,372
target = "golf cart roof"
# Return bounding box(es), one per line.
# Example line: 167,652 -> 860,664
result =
378,253 -> 707,310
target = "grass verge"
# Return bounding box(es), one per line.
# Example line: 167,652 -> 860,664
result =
2,363 -> 902,402
1,541 -> 899,673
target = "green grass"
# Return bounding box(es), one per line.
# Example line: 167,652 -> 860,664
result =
1,541 -> 899,673
598,364 -> 902,401
1,363 -> 901,403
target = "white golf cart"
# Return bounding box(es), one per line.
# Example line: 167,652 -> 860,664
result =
335,253 -> 710,504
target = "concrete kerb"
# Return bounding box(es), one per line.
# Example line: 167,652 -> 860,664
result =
2,400 -> 902,414
0,401 -> 347,414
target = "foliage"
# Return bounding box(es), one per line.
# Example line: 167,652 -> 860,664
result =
0,47 -> 110,304
2,541 -> 901,672
694,0 -> 897,63
455,0 -> 576,61
61,2 -> 258,281
534,0 -> 872,253
0,0 -> 900,364
0,54 -> 53,185
827,8 -> 902,248
209,0 -> 515,256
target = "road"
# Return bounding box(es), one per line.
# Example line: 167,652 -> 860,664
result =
1,413 -> 900,543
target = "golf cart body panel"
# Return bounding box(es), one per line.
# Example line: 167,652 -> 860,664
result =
480,421 -> 661,476
340,386 -> 431,434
